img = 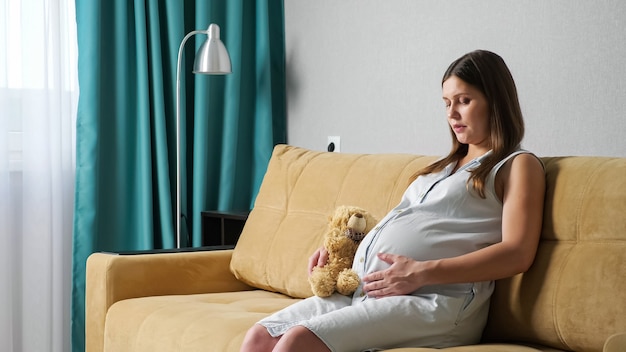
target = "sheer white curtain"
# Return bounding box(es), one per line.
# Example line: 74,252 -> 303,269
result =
0,0 -> 77,351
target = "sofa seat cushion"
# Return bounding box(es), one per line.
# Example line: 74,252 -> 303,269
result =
385,345 -> 568,351
102,288 -> 568,352
103,290 -> 300,352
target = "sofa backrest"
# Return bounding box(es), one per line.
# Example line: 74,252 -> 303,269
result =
483,156 -> 626,351
231,145 -> 435,297
231,145 -> 626,352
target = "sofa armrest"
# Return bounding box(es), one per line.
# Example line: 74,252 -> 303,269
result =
604,332 -> 626,352
86,249 -> 254,352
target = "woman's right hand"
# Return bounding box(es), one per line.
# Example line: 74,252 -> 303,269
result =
308,247 -> 328,275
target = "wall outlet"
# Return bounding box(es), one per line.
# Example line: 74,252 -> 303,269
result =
327,136 -> 341,152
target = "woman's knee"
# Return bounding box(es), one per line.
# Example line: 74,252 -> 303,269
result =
240,324 -> 277,352
275,326 -> 330,352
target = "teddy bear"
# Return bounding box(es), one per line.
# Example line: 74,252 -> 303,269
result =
309,205 -> 378,297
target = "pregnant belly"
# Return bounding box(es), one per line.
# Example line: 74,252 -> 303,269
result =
364,210 -> 495,271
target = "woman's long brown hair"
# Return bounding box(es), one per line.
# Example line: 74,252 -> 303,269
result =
410,50 -> 525,198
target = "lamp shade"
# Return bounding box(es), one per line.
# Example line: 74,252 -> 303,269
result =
193,24 -> 232,74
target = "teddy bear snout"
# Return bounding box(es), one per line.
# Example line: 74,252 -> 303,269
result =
345,213 -> 367,242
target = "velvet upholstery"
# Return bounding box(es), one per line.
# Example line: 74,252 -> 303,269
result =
86,145 -> 626,352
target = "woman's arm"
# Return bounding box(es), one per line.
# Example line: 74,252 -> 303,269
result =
362,153 -> 546,297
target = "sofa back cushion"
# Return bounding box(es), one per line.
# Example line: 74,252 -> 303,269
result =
230,145 -> 435,298
483,156 -> 626,351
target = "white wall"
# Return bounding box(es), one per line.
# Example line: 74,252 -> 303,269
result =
284,0 -> 626,157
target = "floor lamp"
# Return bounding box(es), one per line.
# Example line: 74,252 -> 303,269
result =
176,23 -> 231,248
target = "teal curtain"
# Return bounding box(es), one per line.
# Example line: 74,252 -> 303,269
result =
71,1 -> 286,351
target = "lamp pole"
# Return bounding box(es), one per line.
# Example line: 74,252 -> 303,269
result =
175,24 -> 231,248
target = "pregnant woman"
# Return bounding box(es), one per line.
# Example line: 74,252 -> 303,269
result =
240,49 -> 546,352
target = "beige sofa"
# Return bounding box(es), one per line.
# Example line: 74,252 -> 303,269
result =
86,144 -> 626,352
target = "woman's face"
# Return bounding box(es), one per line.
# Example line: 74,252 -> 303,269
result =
442,75 -> 491,152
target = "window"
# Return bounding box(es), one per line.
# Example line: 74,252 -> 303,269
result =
1,0 -> 78,171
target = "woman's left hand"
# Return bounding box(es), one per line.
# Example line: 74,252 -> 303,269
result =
361,253 -> 424,298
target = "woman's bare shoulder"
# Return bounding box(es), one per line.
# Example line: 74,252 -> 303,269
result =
496,152 -> 545,199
